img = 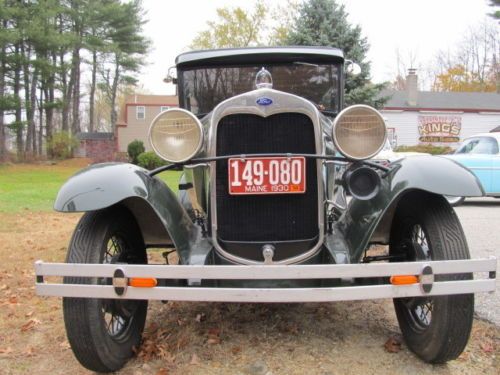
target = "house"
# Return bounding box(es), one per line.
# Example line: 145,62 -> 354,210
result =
116,94 -> 178,153
381,70 -> 500,146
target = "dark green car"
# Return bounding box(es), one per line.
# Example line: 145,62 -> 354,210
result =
35,47 -> 496,372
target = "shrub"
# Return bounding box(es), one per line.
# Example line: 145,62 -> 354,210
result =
137,151 -> 167,170
127,140 -> 145,164
395,144 -> 454,155
47,131 -> 78,159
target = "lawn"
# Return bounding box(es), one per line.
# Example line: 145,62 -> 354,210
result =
0,159 -> 181,213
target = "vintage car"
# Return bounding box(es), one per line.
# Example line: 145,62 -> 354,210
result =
34,47 -> 496,372
443,132 -> 500,206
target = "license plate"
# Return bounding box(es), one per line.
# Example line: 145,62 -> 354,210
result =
228,157 -> 306,195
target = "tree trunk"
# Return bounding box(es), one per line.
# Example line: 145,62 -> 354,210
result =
22,42 -> 34,155
38,87 -> 43,156
61,49 -> 72,133
30,69 -> 38,155
71,47 -> 81,134
110,57 -> 120,132
45,51 -> 56,144
14,43 -> 23,160
89,49 -> 97,133
0,35 -> 6,162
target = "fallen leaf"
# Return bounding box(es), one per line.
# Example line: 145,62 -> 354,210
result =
20,318 -> 41,332
207,337 -> 220,345
23,346 -> 36,357
384,336 -> 401,353
25,311 -> 34,318
231,346 -> 242,355
190,353 -> 200,365
8,296 -> 18,304
0,347 -> 13,356
207,327 -> 220,336
156,369 -> 168,375
480,341 -> 494,353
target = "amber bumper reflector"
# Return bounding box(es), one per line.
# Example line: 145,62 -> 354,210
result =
390,275 -> 418,285
129,278 -> 157,288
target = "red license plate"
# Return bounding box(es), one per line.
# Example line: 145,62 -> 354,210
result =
228,157 -> 306,195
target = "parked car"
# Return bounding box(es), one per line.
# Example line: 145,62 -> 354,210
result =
34,47 -> 496,372
443,132 -> 500,206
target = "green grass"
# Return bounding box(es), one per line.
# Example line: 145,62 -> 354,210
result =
0,162 -> 181,213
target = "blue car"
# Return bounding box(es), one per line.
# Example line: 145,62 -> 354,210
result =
443,132 -> 500,206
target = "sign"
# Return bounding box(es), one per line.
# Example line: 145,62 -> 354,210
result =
418,115 -> 461,143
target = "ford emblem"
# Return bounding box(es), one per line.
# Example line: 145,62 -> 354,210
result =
256,97 -> 273,106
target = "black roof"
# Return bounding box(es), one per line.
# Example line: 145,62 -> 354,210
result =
175,46 -> 344,68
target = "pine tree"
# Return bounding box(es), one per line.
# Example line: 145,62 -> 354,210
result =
286,0 -> 387,108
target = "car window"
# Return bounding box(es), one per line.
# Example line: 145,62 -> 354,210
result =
455,137 -> 499,155
179,63 -> 340,115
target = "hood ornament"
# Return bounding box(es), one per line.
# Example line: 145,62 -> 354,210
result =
255,67 -> 273,89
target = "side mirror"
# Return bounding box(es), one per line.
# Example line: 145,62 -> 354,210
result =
345,60 -> 362,76
163,66 -> 177,84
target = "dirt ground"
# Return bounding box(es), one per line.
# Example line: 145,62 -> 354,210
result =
0,211 -> 498,375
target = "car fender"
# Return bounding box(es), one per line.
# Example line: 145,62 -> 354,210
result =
338,155 -> 484,262
54,163 -> 198,262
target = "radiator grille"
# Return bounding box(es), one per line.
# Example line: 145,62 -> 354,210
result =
215,113 -> 318,244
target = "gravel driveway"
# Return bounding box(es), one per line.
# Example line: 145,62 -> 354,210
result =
454,197 -> 500,325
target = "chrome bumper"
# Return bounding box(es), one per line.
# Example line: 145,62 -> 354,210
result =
34,258 -> 497,303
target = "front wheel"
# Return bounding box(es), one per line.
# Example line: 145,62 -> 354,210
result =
63,207 -> 148,372
390,194 -> 474,363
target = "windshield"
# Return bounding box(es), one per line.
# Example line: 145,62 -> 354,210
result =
455,137 -> 499,155
179,63 -> 340,116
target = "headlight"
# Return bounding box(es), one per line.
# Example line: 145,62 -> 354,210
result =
333,105 -> 387,160
149,108 -> 203,163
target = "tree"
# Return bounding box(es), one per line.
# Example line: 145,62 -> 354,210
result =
190,2 -> 299,49
97,0 -> 149,131
433,64 -> 498,92
489,0 -> 500,21
285,0 -> 387,108
190,4 -> 267,49
431,21 -> 499,93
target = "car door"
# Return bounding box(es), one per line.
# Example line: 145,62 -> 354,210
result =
490,139 -> 500,194
452,137 -> 496,193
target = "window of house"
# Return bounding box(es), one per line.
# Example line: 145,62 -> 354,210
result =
160,106 -> 170,112
136,106 -> 145,120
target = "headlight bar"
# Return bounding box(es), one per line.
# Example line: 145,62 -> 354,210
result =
147,153 -> 392,177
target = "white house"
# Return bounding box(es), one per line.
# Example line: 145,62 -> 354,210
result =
381,70 -> 500,147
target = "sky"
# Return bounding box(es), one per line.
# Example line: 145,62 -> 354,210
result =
139,0 -> 494,95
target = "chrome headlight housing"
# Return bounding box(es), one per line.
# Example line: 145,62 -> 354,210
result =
149,108 -> 203,163
333,105 -> 387,160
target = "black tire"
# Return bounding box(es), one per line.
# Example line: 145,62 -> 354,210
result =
390,194 -> 474,364
445,195 -> 465,207
63,207 -> 148,372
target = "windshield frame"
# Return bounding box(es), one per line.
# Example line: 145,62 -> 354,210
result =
177,61 -> 342,117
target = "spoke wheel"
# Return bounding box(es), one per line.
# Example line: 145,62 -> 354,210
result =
63,207 -> 148,372
390,193 -> 474,364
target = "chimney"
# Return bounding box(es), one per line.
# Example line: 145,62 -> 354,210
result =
406,68 -> 418,107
